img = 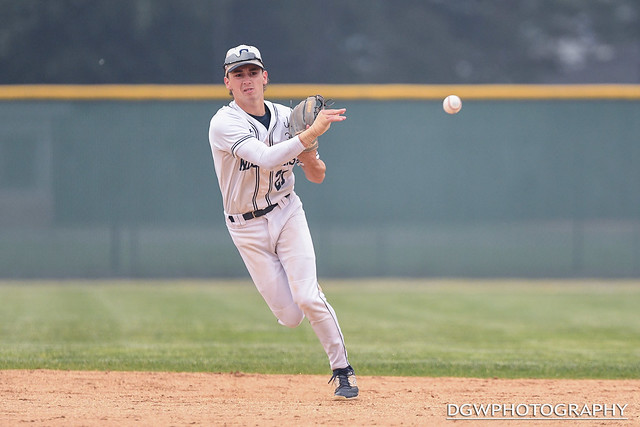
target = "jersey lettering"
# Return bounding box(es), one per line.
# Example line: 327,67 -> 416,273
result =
239,158 -> 258,171
274,170 -> 286,190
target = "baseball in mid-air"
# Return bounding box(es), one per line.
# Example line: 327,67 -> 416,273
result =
443,95 -> 462,114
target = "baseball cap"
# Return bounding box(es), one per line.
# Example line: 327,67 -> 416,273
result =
223,44 -> 264,76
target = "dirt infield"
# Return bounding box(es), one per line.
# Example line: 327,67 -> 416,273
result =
1,370 -> 638,426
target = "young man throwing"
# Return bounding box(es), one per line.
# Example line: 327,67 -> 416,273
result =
208,44 -> 358,399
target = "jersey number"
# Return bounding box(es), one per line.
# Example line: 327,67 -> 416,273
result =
274,170 -> 285,190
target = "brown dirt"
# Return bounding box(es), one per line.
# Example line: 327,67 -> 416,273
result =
0,370 -> 638,426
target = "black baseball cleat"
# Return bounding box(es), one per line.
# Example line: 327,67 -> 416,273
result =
328,365 -> 359,399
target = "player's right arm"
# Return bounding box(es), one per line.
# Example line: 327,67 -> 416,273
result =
240,107 -> 345,172
234,138 -> 304,171
209,110 -> 305,170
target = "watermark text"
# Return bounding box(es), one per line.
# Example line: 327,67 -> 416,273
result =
447,403 -> 628,421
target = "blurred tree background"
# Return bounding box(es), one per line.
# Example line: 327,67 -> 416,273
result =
1,0 -> 638,85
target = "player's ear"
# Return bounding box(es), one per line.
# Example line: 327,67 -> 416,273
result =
224,76 -> 231,89
262,70 -> 269,84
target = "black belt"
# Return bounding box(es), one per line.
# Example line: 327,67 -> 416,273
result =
228,194 -> 289,223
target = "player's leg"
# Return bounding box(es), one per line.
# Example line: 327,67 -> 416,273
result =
226,218 -> 304,327
228,198 -> 358,398
270,194 -> 350,371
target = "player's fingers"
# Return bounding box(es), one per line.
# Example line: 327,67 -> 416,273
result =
318,108 -> 346,122
307,108 -> 346,140
323,108 -> 346,115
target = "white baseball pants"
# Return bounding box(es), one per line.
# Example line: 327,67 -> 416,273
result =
225,192 -> 349,371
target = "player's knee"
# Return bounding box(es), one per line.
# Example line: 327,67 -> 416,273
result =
278,313 -> 304,328
293,294 -> 323,316
290,279 -> 327,318
275,303 -> 305,328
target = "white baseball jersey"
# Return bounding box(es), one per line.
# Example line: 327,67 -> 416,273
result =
209,100 -> 299,216
208,98 -> 352,373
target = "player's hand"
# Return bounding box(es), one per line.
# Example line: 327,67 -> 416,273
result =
300,108 -> 346,146
313,108 -> 346,133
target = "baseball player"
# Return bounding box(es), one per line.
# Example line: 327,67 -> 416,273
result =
208,44 -> 358,399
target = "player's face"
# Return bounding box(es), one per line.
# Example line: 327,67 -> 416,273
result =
224,65 -> 268,101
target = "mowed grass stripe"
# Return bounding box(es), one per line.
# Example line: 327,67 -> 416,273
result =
0,280 -> 638,378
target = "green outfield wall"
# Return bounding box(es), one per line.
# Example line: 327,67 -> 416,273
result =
1,85 -> 639,278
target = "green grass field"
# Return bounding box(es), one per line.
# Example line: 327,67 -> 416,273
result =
0,279 -> 638,379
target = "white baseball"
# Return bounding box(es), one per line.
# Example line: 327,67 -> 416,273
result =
443,95 -> 462,114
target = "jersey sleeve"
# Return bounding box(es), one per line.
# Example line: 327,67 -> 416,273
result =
209,107 -> 306,171
235,137 -> 305,170
209,109 -> 256,158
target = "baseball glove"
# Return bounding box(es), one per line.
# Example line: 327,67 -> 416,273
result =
289,95 -> 326,152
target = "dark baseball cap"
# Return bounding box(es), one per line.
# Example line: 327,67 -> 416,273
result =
223,45 -> 264,76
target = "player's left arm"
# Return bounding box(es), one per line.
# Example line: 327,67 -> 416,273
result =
297,149 -> 326,184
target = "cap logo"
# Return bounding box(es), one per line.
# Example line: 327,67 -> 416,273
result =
223,44 -> 264,75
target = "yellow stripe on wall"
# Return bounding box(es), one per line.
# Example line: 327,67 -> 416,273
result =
1,84 -> 640,100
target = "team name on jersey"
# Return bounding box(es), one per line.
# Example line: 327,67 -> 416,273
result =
239,158 -> 297,172
239,158 -> 258,171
